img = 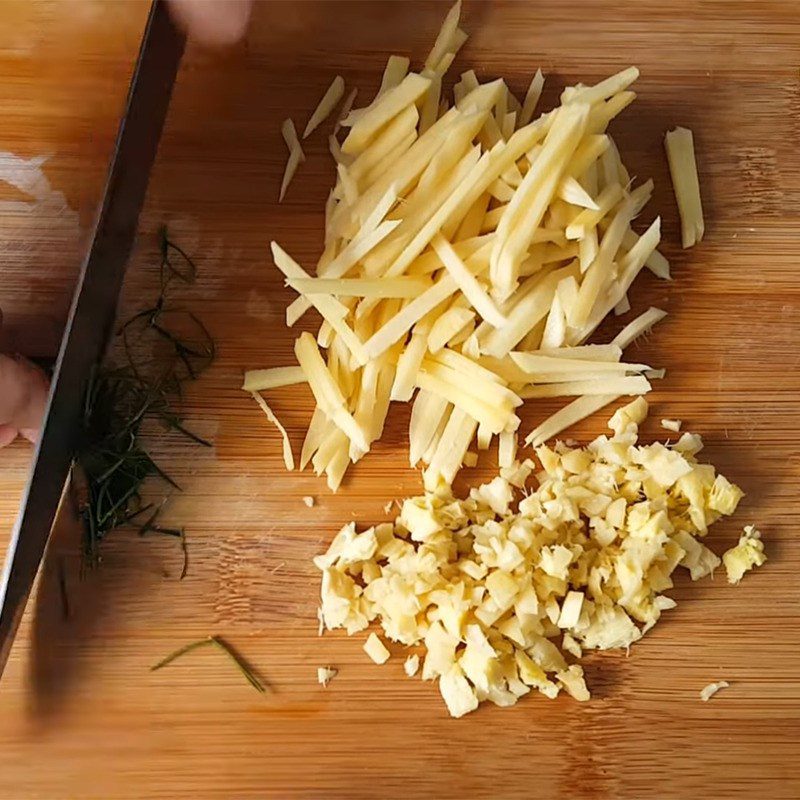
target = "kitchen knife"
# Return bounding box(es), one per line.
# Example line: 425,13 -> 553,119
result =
0,0 -> 185,677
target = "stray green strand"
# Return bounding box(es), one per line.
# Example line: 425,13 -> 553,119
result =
150,636 -> 265,694
179,529 -> 189,580
57,557 -> 70,621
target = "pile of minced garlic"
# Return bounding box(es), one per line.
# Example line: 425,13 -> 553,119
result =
315,398 -> 766,717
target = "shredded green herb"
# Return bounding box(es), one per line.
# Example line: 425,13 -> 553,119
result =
74,227 -> 214,572
150,636 -> 266,694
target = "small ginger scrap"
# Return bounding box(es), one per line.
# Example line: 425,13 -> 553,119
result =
304,75 -> 346,139
317,666 -> 338,687
700,680 -> 729,702
723,526 -> 767,584
280,118 -> 305,202
665,126 -> 704,248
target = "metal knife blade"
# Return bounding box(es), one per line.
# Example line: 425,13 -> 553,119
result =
0,0 -> 185,677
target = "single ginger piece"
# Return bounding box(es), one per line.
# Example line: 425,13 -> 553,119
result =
723,525 -> 767,584
700,680 -> 729,701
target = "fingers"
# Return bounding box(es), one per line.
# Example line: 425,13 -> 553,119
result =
167,0 -> 253,46
19,427 -> 40,444
0,354 -> 49,446
0,424 -> 18,449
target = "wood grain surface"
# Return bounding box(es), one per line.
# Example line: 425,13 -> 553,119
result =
1,2 -> 799,798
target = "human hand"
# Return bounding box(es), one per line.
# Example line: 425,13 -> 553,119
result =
167,0 -> 253,46
0,312 -> 50,448
0,1 -> 252,450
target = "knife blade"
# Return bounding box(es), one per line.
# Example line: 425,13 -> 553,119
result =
0,0 -> 185,677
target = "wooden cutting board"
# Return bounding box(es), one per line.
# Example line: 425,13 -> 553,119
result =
1,2 -> 799,798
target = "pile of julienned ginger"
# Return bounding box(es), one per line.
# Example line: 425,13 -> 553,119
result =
243,0 -> 706,491
238,1 -> 767,717
316,398 -> 766,717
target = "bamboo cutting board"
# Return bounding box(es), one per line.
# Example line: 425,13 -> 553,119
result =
1,2 -> 799,798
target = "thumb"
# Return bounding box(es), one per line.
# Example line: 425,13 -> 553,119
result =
0,354 -> 49,445
0,425 -> 18,448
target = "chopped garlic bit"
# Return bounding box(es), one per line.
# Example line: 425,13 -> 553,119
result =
316,401 -> 750,717
562,632 -> 582,659
303,495 -> 316,508
556,664 -> 590,702
404,653 -> 420,677
723,526 -> 767,584
317,666 -> 338,687
661,418 -> 682,433
363,632 -> 391,664
700,680 -> 729,702
440,664 -> 479,718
